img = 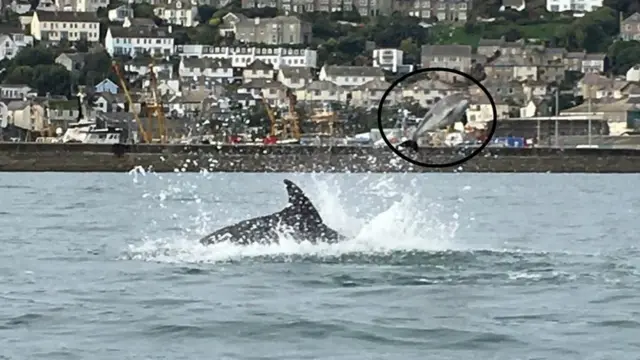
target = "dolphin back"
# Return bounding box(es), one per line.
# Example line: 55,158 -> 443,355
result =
199,179 -> 345,246
283,179 -> 324,224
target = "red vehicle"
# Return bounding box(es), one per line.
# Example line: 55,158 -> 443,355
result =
263,135 -> 278,145
228,135 -> 243,144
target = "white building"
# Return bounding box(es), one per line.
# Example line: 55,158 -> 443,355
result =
319,65 -> 386,88
55,0 -> 109,12
372,48 -> 404,73
104,26 -> 175,57
108,5 -> 134,22
30,11 -> 100,43
0,84 -> 33,99
546,0 -> 602,12
174,45 -> 317,69
178,58 -> 233,83
153,0 -> 199,27
0,32 -> 34,61
627,65 -> 640,82
11,0 -> 55,14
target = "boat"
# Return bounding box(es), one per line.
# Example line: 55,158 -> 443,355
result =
61,119 -> 123,144
61,89 -> 124,144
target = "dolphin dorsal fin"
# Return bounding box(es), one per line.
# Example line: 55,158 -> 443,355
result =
283,179 -> 323,224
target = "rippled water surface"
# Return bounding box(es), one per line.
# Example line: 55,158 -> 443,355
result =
1,172 -> 639,359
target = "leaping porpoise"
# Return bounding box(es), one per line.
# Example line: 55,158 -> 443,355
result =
199,179 -> 347,245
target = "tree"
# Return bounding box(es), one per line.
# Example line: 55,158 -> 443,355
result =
132,3 -> 155,18
197,5 -> 217,23
608,40 -> 640,75
31,64 -> 72,95
80,50 -> 117,86
399,38 -> 419,64
11,46 -> 55,68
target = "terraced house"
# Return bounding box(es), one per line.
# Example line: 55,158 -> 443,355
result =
241,0 -> 393,16
30,11 -> 100,43
55,0 -> 109,12
153,0 -> 198,27
105,25 -> 174,57
228,15 -> 312,45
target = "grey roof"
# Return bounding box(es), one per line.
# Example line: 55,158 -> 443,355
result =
478,38 -> 505,47
181,57 -> 232,69
245,59 -> 274,71
6,100 -> 28,110
421,45 -> 472,57
490,55 -> 538,66
57,52 -> 87,63
279,66 -> 313,80
35,10 -> 99,22
544,47 -> 567,55
237,15 -> 305,27
0,25 -> 23,34
128,57 -> 170,65
585,53 -> 606,60
623,12 -> 640,24
627,84 -> 640,95
127,18 -> 156,27
566,51 -> 586,59
241,79 -> 286,89
109,26 -> 171,39
356,79 -> 391,91
502,0 -> 524,7
1,84 -> 31,88
305,80 -> 340,91
323,65 -> 384,78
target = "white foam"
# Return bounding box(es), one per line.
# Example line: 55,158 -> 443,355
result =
124,172 -> 462,264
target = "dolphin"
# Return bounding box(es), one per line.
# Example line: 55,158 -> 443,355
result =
398,93 -> 470,152
199,179 -> 347,246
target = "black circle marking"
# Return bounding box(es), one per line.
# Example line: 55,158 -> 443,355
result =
377,67 -> 498,168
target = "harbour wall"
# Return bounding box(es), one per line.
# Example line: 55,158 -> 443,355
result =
0,142 -> 639,173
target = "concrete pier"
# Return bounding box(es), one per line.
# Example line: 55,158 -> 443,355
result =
0,142 -> 639,173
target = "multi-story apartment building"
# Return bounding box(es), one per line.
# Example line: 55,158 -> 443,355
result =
546,0 -> 602,12
241,0 -> 394,16
174,45 -> 317,69
404,0 -> 470,22
55,0 -> 109,13
421,44 -> 472,82
105,26 -> 175,57
153,0 -> 199,27
30,11 -> 100,43
223,15 -> 312,45
372,48 -> 404,72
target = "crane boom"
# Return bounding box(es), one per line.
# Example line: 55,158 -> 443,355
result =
111,61 -> 150,143
147,62 -> 167,143
260,92 -> 277,137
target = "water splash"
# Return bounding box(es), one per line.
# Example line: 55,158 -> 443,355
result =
123,172 -> 462,264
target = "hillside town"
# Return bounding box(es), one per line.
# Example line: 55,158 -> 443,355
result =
0,0 -> 639,147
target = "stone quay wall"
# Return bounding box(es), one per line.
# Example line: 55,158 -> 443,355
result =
0,142 -> 639,173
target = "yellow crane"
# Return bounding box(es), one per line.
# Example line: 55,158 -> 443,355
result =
261,92 -> 277,136
261,93 -> 278,144
283,89 -> 301,140
111,61 -> 151,143
145,62 -> 167,143
260,90 -> 300,144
